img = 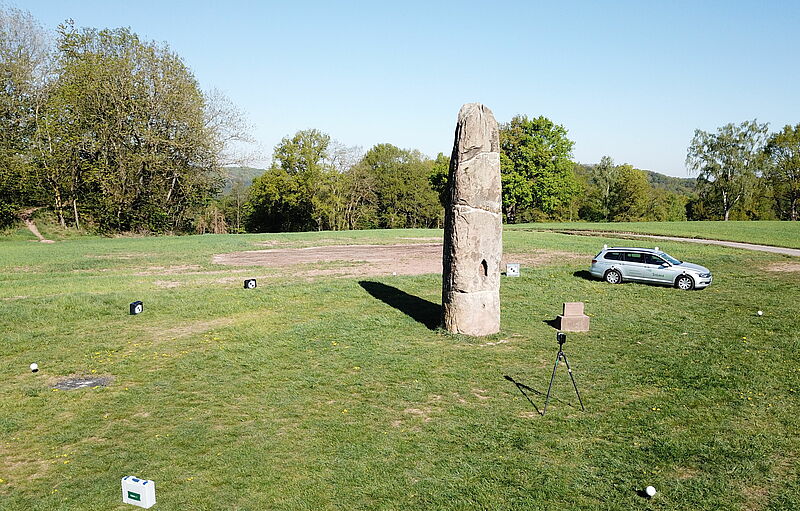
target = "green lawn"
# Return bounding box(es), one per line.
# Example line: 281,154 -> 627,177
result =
510,221 -> 800,249
1,228 -> 799,510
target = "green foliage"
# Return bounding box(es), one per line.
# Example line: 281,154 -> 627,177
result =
428,152 -> 450,207
0,6 -> 49,227
246,137 -> 443,232
576,158 -> 687,222
246,129 -> 338,232
765,124 -> 800,220
608,165 -> 651,221
686,120 -> 770,221
645,170 -> 696,196
499,115 -> 579,222
352,144 -> 443,229
0,8 -> 245,234
34,24 -> 222,232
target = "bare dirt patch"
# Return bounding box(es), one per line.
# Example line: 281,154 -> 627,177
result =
213,243 -> 584,277
134,265 -> 202,276
19,207 -> 53,243
86,253 -> 158,260
51,375 -> 113,390
149,317 -> 235,341
403,408 -> 433,422
153,280 -> 182,288
764,262 -> 800,273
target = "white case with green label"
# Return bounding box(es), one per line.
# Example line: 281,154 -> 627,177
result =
122,476 -> 156,508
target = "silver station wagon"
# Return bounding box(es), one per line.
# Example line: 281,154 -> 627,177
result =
590,246 -> 713,290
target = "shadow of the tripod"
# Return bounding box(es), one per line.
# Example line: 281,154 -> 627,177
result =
504,375 -> 543,414
504,375 -> 578,415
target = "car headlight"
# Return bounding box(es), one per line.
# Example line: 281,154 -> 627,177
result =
699,273 -> 711,278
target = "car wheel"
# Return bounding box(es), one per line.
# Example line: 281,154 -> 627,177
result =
676,275 -> 694,290
605,269 -> 622,284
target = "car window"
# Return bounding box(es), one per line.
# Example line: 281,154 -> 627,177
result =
604,252 -> 622,260
645,254 -> 666,265
624,252 -> 646,263
658,252 -> 682,265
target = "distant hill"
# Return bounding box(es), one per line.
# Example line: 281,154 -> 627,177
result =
219,167 -> 265,195
576,163 -> 696,196
643,169 -> 696,195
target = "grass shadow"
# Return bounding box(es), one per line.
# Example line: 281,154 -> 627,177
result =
359,281 -> 441,330
572,270 -> 594,281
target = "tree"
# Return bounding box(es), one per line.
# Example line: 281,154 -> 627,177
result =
428,152 -> 450,207
608,165 -> 651,221
499,115 -> 578,222
22,23 -> 241,232
0,9 -> 250,233
765,124 -> 800,220
351,144 -> 442,229
647,188 -> 687,221
590,156 -> 618,221
686,120 -> 769,221
247,129 -> 345,232
0,6 -> 51,227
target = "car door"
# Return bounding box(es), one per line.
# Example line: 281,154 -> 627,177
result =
622,251 -> 648,280
642,253 -> 679,284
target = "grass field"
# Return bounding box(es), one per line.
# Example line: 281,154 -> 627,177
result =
510,221 -> 800,249
1,227 -> 799,510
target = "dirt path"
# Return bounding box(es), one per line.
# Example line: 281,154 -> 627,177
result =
18,208 -> 54,243
554,230 -> 800,257
213,243 -> 585,277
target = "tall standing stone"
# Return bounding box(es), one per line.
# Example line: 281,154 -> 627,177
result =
442,103 -> 502,336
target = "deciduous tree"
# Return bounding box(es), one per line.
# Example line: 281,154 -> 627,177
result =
686,120 -> 769,221
765,124 -> 800,220
499,115 -> 578,222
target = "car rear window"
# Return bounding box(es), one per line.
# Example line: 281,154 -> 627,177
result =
604,252 -> 622,260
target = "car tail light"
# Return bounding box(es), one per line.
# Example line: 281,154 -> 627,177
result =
591,259 -> 597,264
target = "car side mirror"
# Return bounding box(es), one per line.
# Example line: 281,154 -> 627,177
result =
660,262 -> 671,268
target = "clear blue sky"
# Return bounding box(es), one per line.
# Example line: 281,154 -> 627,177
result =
18,0 -> 800,177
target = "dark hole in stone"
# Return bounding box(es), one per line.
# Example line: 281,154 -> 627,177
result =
480,259 -> 488,277
53,376 -> 112,391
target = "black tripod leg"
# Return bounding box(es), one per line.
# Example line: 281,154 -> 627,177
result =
561,353 -> 585,411
542,351 -> 562,415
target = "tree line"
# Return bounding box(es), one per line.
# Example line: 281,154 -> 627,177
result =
214,115 -> 797,234
2,7 -> 798,235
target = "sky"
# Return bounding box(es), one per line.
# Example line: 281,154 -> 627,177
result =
17,0 -> 800,177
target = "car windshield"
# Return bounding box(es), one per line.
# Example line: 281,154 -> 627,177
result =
658,252 -> 681,265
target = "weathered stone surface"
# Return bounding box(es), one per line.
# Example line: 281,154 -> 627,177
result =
556,301 -> 590,332
442,103 -> 502,336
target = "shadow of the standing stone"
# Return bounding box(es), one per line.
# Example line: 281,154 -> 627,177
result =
359,281 -> 441,330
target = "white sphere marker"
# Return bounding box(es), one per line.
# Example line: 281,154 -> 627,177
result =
645,485 -> 656,497
757,310 -> 763,316
30,363 -> 39,373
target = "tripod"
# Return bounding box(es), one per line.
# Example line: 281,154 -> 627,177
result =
542,333 -> 585,415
